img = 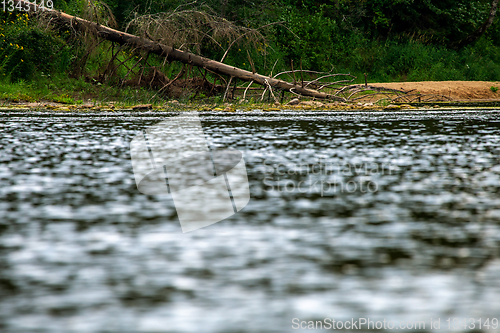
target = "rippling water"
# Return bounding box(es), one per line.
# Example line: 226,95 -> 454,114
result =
1,110 -> 500,333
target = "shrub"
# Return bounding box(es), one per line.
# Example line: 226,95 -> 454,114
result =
0,12 -> 72,82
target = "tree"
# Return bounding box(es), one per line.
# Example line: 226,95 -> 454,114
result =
457,0 -> 500,48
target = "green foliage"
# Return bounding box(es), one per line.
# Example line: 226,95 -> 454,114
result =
292,0 -> 492,43
334,37 -> 500,82
277,5 -> 341,70
271,0 -> 500,80
55,0 -> 86,15
0,11 -> 72,82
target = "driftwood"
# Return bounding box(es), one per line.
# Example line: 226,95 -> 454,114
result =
13,0 -> 346,101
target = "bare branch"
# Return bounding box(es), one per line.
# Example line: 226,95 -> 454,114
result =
223,76 -> 234,102
243,81 -> 254,101
220,21 -> 283,63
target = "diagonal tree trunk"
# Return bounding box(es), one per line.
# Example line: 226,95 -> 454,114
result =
457,0 -> 499,48
13,0 -> 343,101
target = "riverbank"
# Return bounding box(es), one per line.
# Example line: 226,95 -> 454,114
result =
371,81 -> 500,101
1,80 -> 500,111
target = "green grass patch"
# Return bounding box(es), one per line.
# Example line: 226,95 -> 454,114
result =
0,74 -> 167,106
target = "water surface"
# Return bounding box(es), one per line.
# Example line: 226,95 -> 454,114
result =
1,110 -> 500,332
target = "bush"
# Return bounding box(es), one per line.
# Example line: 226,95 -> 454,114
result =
0,12 -> 72,82
276,5 -> 342,71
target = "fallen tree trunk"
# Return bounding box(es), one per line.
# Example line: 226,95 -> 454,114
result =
14,0 -> 343,101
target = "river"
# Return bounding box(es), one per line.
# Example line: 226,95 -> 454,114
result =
0,109 -> 499,332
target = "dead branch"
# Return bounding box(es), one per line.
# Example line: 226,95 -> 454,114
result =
121,54 -> 145,85
350,91 -> 401,101
220,21 -> 283,63
243,81 -> 254,100
126,5 -> 265,57
223,76 -> 234,102
246,50 -> 256,75
407,94 -> 453,102
150,64 -> 186,100
304,73 -> 355,89
263,79 -> 279,103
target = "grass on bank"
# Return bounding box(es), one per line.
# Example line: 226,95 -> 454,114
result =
0,74 -> 169,106
0,76 -> 283,107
